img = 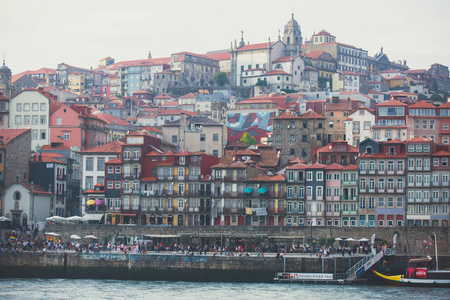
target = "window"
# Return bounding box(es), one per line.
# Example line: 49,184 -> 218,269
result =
289,148 -> 295,155
213,133 -> 219,141
15,116 -> 21,125
172,135 -> 177,143
378,197 -> 384,207
328,121 -> 334,129
40,103 -> 46,111
307,172 -> 312,181
107,181 -> 113,189
32,103 -> 39,111
364,121 -> 371,130
213,150 -> 219,157
115,166 -> 121,173
63,132 -> 70,140
86,158 -> 93,171
200,134 -> 205,141
369,197 -> 375,209
316,172 -> 323,181
359,197 -> 366,209
97,159 -> 105,171
275,134 -> 281,142
290,134 -> 296,142
108,166 -> 114,174
32,130 -> 38,140
16,103 -> 22,111
24,103 -> 30,111
360,161 -> 366,172
40,130 -> 46,140
32,115 -> 38,125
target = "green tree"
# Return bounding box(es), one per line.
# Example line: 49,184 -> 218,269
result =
213,72 -> 228,86
240,132 -> 257,145
430,93 -> 444,102
418,93 -> 428,100
255,78 -> 268,86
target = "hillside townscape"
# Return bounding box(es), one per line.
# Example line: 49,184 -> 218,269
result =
1,15 -> 450,230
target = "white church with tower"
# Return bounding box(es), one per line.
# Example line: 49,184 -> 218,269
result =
229,14 -> 305,93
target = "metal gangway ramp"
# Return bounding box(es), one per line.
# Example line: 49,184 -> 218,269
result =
345,250 -> 384,281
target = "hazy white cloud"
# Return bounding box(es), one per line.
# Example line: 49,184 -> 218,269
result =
1,0 -> 449,73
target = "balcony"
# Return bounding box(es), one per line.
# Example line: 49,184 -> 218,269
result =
188,175 -> 200,181
341,209 -> 358,215
177,207 -> 185,212
123,189 -> 132,194
57,174 -> 67,180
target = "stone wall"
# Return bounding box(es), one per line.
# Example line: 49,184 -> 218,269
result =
1,252 -> 450,282
46,224 -> 449,255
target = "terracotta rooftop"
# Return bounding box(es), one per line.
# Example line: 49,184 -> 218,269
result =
0,129 -> 30,144
376,99 -> 408,107
408,101 -> 436,109
80,140 -> 124,154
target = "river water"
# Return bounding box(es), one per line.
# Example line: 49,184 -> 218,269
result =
0,279 -> 448,299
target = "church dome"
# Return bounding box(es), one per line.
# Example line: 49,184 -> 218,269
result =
0,60 -> 10,71
286,14 -> 299,28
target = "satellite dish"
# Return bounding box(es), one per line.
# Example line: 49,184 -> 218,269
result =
198,89 -> 204,94
204,90 -> 209,94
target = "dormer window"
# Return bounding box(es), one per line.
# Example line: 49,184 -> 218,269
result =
389,147 -> 395,155
366,146 -> 372,154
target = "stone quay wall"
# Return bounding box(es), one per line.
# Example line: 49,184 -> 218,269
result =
2,251 -> 450,282
45,224 -> 450,255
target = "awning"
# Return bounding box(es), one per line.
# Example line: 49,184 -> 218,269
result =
121,213 -> 138,217
244,188 -> 253,193
144,234 -> 180,238
83,214 -> 104,221
258,187 -> 268,193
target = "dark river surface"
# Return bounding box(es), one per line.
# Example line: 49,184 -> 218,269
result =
0,278 -> 448,299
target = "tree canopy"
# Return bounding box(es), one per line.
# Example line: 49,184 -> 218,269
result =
240,132 -> 257,145
213,72 -> 228,86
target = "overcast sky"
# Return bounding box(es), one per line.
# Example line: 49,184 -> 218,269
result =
1,0 -> 449,74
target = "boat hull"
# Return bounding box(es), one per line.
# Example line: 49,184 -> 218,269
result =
373,271 -> 450,287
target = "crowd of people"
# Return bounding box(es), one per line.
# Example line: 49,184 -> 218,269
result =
1,226 -> 387,258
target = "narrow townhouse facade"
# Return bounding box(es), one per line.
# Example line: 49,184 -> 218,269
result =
407,101 -> 439,141
359,139 -> 406,228
340,165 -> 359,226
305,163 -> 326,226
324,164 -> 344,226
372,99 -> 408,141
104,158 -> 122,225
285,163 -> 308,227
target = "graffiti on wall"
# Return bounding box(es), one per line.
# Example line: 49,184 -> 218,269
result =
227,112 -> 274,143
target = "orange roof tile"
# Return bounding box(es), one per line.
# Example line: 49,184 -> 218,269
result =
376,99 -> 408,107
408,101 -> 436,109
0,129 -> 30,144
80,141 -> 124,153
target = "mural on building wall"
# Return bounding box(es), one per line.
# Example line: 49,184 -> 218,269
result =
227,112 -> 274,143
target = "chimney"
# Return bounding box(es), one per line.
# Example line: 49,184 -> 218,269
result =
38,153 -> 42,161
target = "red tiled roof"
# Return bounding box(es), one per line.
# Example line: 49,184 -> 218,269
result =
237,99 -> 276,105
179,93 -> 197,99
105,158 -> 122,164
368,89 -> 383,95
349,106 -> 375,116
141,126 -> 162,133
133,90 -> 153,94
273,56 -> 295,62
274,110 -> 298,119
19,182 -> 54,195
289,158 -> 306,164
388,76 -> 406,80
304,51 -> 328,60
154,93 -> 173,99
40,144 -> 71,150
201,52 -> 231,61
80,141 -> 124,154
342,164 -> 358,170
408,101 -> 436,109
32,153 -> 67,165
432,150 -> 450,157
376,99 -> 408,107
286,163 -> 308,170
408,137 -> 430,142
309,163 -> 327,169
95,113 -> 129,126
0,93 -> 8,100
235,149 -> 260,156
325,163 -> 344,170
237,42 -> 274,52
299,109 -> 325,119
266,70 -> 291,76
0,129 -> 30,144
